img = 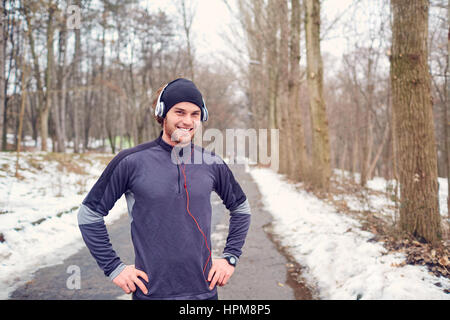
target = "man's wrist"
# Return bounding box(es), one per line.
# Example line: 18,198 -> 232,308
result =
222,253 -> 238,267
109,262 -> 127,281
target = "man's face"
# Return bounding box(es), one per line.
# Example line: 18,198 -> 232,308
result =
162,102 -> 201,146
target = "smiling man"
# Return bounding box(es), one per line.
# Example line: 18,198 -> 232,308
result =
77,78 -> 251,300
162,102 -> 200,146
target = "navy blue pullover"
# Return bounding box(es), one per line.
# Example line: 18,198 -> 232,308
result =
77,131 -> 251,300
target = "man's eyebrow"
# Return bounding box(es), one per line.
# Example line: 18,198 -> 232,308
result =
174,107 -> 200,113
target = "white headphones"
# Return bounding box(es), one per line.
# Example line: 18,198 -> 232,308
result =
155,83 -> 209,122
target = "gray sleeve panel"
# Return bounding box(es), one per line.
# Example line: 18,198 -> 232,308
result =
124,191 -> 135,224
109,262 -> 127,281
77,203 -> 104,225
223,199 -> 251,259
229,198 -> 251,216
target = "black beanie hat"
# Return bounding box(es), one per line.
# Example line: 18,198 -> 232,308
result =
160,78 -> 204,118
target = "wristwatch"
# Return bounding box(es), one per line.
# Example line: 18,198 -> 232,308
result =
224,255 -> 237,267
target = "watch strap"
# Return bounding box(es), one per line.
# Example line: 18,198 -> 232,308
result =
222,253 -> 238,266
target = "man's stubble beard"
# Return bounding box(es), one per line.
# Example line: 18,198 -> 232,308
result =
163,120 -> 196,146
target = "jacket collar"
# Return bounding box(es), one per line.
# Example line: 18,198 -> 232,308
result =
156,130 -> 174,152
156,130 -> 195,157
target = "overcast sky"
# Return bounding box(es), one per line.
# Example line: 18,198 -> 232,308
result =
145,0 -> 359,61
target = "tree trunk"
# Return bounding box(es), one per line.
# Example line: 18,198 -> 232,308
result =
51,91 -> 63,152
0,1 -> 12,151
289,0 -> 308,182
24,5 -> 45,150
84,90 -> 93,151
367,123 -> 390,180
446,0 -> 450,218
384,86 -> 393,180
340,141 -> 348,172
41,3 -> 55,152
40,105 -> 50,151
390,0 -> 441,243
304,0 -> 331,190
16,57 -> 27,177
241,0 -> 265,131
351,128 -> 358,176
267,0 -> 278,133
56,19 -> 68,152
360,56 -> 375,186
106,124 -> 116,154
262,0 -> 279,169
278,0 -> 293,176
99,11 -> 107,148
28,93 -> 39,145
179,0 -> 195,81
73,16 -> 81,153
0,3 -> 5,151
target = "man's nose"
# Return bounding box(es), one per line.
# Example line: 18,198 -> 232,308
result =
182,115 -> 194,125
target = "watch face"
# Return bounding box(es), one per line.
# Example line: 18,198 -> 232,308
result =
229,257 -> 236,265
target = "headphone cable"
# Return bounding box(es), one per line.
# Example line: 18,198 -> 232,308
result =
176,156 -> 212,275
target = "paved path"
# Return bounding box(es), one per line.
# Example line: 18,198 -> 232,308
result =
9,164 -> 314,300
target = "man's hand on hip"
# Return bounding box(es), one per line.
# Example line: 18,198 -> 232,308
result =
112,265 -> 149,295
207,258 -> 235,290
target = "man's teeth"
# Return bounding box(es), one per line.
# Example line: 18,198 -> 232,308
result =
178,127 -> 192,131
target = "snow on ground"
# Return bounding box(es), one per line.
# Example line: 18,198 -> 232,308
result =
332,169 -> 449,221
0,152 -> 126,300
6,133 -> 111,154
249,167 -> 450,300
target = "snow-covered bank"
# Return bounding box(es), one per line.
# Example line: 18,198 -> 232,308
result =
249,167 -> 450,300
0,152 -> 126,299
332,169 -> 449,221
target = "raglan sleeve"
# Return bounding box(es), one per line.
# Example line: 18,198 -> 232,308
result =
213,160 -> 251,263
77,152 -> 130,280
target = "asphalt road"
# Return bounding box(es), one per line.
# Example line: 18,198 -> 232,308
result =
9,163 -> 314,300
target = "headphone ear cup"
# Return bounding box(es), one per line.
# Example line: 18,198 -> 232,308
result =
155,101 -> 165,117
155,83 -> 168,118
159,101 -> 165,117
202,107 -> 208,122
201,99 -> 208,122
154,102 -> 159,116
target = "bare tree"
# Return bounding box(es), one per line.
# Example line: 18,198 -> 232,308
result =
52,5 -> 67,152
447,0 -> 449,216
71,0 -> 82,153
0,2 -> 5,150
177,0 -> 196,81
304,0 -> 331,190
289,0 -> 308,182
390,0 -> 442,243
278,0 -> 294,176
22,1 -> 56,152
